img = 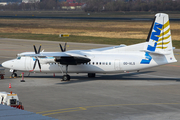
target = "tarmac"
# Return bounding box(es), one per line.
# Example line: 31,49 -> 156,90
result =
0,38 -> 180,120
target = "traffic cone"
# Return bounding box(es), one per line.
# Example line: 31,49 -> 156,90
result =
9,83 -> 11,88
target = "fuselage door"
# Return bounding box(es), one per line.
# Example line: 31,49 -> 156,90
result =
114,59 -> 121,70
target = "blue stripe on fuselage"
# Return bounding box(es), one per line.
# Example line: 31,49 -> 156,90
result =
140,52 -> 152,64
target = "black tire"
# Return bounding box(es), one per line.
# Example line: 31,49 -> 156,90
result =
67,75 -> 71,81
88,73 -> 96,78
62,75 -> 71,81
11,73 -> 17,78
14,73 -> 17,77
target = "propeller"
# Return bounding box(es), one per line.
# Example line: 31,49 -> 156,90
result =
59,43 -> 67,52
29,44 -> 42,72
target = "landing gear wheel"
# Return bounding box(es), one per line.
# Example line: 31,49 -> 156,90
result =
11,73 -> 17,78
88,73 -> 96,78
62,75 -> 70,81
61,65 -> 71,81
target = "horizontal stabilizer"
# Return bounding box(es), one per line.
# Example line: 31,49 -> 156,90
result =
140,49 -> 172,55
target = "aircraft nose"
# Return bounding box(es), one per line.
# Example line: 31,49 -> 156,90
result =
2,61 -> 11,68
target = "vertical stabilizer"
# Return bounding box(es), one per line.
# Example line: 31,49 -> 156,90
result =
147,13 -> 172,52
141,13 -> 177,64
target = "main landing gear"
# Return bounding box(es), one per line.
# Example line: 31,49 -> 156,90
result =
60,66 -> 96,81
88,73 -> 96,78
62,74 -> 70,81
62,65 -> 70,81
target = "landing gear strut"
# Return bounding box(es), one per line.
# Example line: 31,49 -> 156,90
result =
62,65 -> 70,81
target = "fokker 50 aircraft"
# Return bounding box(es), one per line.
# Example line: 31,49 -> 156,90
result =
2,13 -> 177,81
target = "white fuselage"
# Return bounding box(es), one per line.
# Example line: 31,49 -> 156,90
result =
2,50 -> 172,74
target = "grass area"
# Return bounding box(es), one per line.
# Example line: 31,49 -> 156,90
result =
0,33 -> 144,45
0,33 -> 180,49
0,11 -> 179,48
0,18 -> 179,40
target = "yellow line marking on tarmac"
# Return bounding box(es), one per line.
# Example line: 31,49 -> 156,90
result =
37,107 -> 87,116
37,103 -> 180,116
37,107 -> 82,114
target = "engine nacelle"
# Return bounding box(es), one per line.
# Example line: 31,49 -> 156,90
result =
39,58 -> 56,64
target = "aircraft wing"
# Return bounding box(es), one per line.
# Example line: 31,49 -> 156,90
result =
20,52 -> 91,65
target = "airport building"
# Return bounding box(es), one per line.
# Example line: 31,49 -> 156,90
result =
0,0 -> 21,6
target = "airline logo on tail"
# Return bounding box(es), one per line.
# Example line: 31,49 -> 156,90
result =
147,22 -> 163,52
141,13 -> 171,64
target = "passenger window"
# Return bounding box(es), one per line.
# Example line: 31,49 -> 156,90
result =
106,62 -> 108,65
93,62 -> 94,65
96,62 -> 98,65
109,62 -> 111,65
99,62 -> 101,65
102,62 -> 105,65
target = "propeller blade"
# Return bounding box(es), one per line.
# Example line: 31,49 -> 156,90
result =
33,59 -> 37,70
37,44 -> 41,54
37,59 -> 41,72
59,44 -> 64,52
64,43 -> 67,52
33,45 -> 37,54
31,45 -> 42,72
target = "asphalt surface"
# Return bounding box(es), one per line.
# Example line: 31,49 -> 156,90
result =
0,38 -> 180,120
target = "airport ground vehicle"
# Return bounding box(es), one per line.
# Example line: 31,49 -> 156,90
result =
0,91 -> 24,110
0,68 -> 5,79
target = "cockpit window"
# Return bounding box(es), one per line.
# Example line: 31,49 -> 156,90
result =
17,57 -> 21,60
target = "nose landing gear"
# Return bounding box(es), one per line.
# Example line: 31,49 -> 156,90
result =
11,73 -> 17,78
